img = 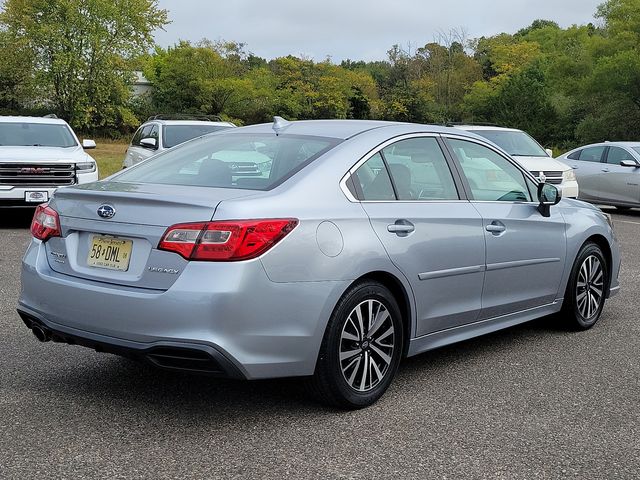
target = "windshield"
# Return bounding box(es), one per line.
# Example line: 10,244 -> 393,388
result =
633,147 -> 640,156
163,124 -> 233,148
472,130 -> 548,157
0,122 -> 77,147
115,133 -> 341,191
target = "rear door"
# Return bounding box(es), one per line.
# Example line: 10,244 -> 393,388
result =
351,135 -> 486,336
564,146 -> 607,202
600,146 -> 640,205
445,136 -> 566,319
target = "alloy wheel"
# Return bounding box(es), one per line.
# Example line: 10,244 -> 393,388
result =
576,254 -> 604,320
339,299 -> 395,392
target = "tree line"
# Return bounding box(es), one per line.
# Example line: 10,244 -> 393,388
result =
1,0 -> 639,149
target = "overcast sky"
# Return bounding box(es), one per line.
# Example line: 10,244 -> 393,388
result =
154,0 -> 603,61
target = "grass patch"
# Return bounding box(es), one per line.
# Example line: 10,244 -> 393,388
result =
90,138 -> 129,179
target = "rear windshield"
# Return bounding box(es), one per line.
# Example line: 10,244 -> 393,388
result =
473,130 -> 548,157
0,122 -> 77,147
115,133 -> 341,191
163,124 -> 233,148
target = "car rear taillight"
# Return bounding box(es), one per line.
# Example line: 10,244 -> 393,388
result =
158,219 -> 298,261
30,204 -> 61,241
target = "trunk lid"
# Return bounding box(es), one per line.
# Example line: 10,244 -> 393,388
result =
46,181 -> 258,290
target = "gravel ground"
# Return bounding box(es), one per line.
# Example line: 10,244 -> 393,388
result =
1,207 -> 638,479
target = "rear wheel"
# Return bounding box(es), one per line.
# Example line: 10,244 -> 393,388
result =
310,280 -> 403,409
561,242 -> 608,330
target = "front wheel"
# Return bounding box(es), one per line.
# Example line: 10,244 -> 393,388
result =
561,242 -> 608,330
310,281 -> 404,409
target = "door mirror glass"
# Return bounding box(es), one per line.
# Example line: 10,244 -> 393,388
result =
82,139 -> 96,149
537,182 -> 561,217
620,160 -> 639,168
140,137 -> 157,149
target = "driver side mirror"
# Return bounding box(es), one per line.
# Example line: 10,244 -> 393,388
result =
620,160 -> 639,168
82,139 -> 96,150
545,148 -> 554,157
140,137 -> 157,149
537,182 -> 561,217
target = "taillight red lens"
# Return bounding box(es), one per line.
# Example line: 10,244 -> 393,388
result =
30,204 -> 61,241
158,219 -> 298,261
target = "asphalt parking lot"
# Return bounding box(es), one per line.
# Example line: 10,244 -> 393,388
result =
1,208 -> 639,480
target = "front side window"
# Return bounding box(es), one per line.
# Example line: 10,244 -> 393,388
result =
607,147 -> 635,165
448,138 -> 532,202
114,133 -> 340,191
133,124 -> 153,146
0,122 -> 77,147
381,137 -> 459,200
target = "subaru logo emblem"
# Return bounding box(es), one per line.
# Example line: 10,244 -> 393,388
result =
97,204 -> 116,219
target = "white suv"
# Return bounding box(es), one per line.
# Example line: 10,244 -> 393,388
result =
454,125 -> 578,198
0,116 -> 98,207
123,116 -> 235,168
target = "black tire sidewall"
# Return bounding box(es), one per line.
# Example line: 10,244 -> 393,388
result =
319,281 -> 403,408
564,243 -> 608,329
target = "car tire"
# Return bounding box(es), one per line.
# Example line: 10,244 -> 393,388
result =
309,280 -> 404,409
560,242 -> 608,330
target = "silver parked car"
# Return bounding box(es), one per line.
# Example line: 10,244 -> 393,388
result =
557,142 -> 640,210
18,120 -> 620,408
123,116 -> 235,168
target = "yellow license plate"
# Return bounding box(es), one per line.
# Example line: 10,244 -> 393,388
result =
87,236 -> 133,271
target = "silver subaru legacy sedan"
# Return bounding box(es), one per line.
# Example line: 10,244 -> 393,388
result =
18,119 -> 620,408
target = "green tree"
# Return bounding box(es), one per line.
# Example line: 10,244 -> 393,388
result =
0,0 -> 168,132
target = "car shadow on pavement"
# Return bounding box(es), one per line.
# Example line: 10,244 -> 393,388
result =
34,314 -> 571,417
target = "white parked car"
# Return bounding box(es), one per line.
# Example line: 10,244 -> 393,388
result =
123,116 -> 235,168
0,116 -> 98,207
455,125 -> 579,198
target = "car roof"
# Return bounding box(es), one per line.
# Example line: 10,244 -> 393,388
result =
225,119 -> 470,140
454,125 -> 522,133
570,142 -> 640,149
0,115 -> 68,125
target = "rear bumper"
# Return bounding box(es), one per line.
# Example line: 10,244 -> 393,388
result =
17,308 -> 245,378
19,238 -> 348,379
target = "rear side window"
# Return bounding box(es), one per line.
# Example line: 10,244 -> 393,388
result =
352,153 -> 395,201
577,146 -> 605,162
115,133 -> 340,191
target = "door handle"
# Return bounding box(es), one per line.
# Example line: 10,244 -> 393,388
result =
485,222 -> 506,234
387,220 -> 415,235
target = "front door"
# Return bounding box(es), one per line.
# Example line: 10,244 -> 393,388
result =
600,146 -> 640,205
350,136 -> 486,336
446,137 -> 567,319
